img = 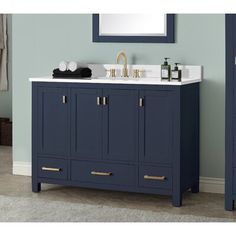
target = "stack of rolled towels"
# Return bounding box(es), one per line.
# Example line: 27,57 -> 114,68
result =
53,61 -> 92,78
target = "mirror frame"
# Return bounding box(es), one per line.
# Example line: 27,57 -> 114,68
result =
92,14 -> 175,43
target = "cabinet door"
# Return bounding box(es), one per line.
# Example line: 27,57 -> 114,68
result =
71,88 -> 103,160
103,89 -> 138,162
37,87 -> 69,157
139,90 -> 173,164
233,119 -> 236,167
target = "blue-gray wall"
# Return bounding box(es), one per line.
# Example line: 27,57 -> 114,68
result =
0,15 -> 12,120
12,14 -> 225,178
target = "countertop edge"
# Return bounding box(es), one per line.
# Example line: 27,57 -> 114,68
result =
29,77 -> 202,86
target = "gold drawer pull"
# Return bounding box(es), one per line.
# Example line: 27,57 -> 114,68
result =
41,167 -> 61,172
144,175 -> 166,181
91,171 -> 112,176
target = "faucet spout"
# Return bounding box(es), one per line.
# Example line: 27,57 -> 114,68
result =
116,51 -> 129,77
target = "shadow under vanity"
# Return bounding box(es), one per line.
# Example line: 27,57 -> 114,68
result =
30,63 -> 202,207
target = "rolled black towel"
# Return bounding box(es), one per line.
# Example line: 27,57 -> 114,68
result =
53,67 -> 92,78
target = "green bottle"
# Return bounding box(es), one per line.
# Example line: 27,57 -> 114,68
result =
161,58 -> 171,81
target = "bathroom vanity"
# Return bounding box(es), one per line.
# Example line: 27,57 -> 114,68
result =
30,64 -> 201,206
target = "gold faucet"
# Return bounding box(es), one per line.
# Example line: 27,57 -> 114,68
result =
116,51 -> 129,78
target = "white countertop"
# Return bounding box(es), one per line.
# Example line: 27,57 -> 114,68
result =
29,64 -> 202,86
29,76 -> 201,86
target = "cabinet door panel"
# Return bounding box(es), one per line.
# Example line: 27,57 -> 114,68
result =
233,118 -> 236,167
71,88 -> 102,160
37,87 -> 69,157
139,90 -> 173,164
233,168 -> 236,194
103,89 -> 138,162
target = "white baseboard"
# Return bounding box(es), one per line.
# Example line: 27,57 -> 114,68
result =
12,161 -> 31,176
12,161 -> 225,194
199,176 -> 225,194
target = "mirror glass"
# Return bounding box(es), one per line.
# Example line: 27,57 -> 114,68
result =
99,14 -> 166,36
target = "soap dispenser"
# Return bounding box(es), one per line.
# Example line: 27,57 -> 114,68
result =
161,58 -> 171,81
171,63 -> 182,82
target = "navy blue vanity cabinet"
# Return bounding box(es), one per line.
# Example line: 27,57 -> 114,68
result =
102,89 -> 138,162
32,82 -> 199,207
70,88 -> 103,160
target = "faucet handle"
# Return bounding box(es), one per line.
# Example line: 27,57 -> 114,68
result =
106,68 -> 116,78
133,69 -> 145,79
133,69 -> 140,79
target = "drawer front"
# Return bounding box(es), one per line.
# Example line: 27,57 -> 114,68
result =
139,165 -> 172,189
37,157 -> 68,180
71,160 -> 136,186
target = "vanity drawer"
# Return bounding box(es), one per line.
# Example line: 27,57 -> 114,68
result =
139,165 -> 172,189
37,157 -> 68,180
71,160 -> 136,186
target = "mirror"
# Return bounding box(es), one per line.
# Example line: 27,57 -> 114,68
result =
93,14 -> 175,43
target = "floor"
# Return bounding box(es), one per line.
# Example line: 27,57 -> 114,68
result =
0,146 -> 236,221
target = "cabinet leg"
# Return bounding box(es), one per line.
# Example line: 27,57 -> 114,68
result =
172,194 -> 182,207
32,182 -> 41,193
225,197 -> 234,211
191,183 -> 199,193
